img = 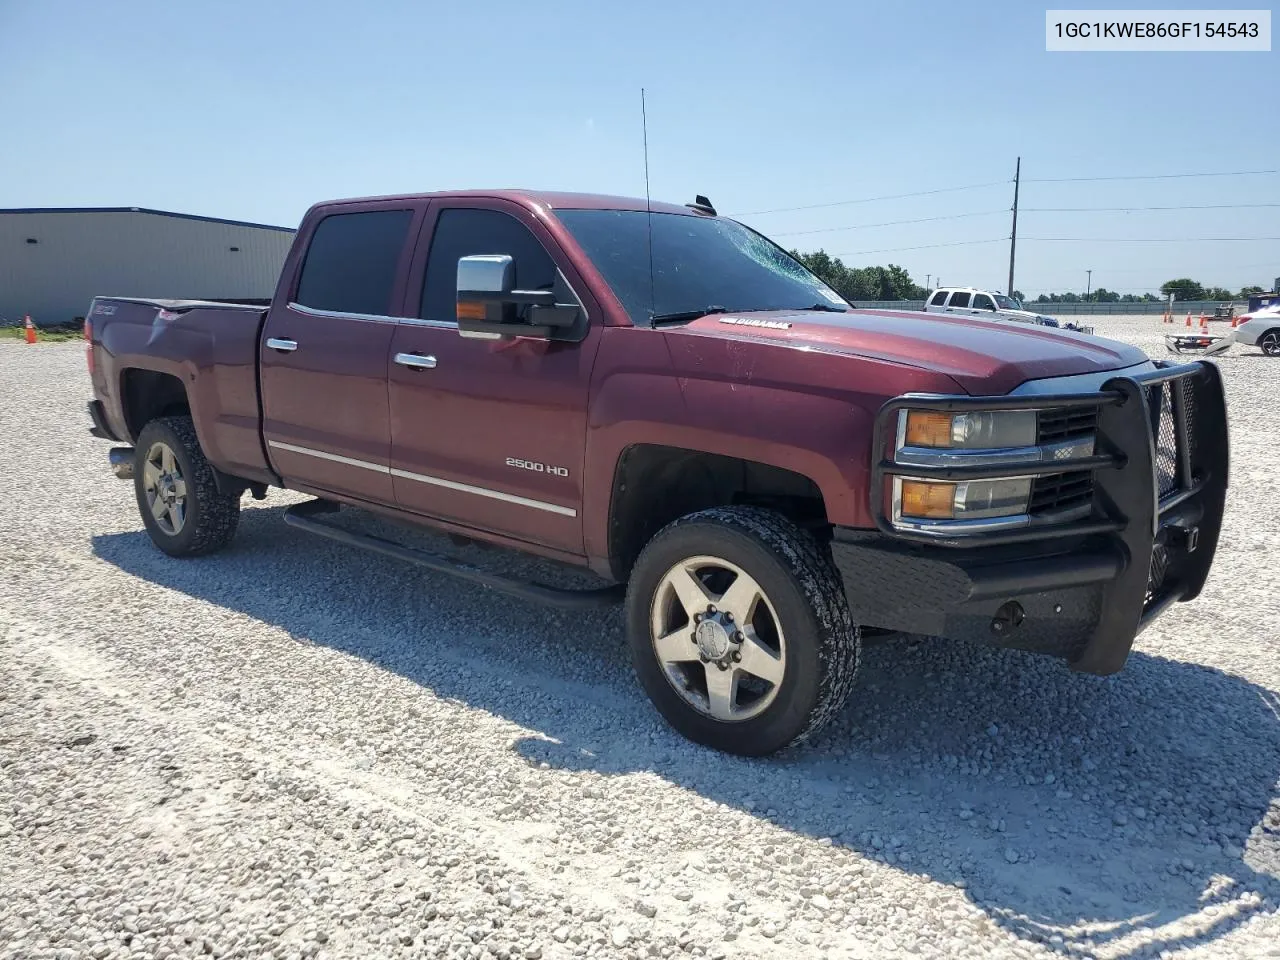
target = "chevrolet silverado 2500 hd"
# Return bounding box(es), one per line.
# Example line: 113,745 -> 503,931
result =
85,190 -> 1228,755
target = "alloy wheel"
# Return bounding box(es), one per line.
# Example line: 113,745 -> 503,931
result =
142,441 -> 188,535
650,555 -> 787,722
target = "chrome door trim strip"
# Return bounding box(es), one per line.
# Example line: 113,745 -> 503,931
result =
268,440 -> 390,473
287,302 -> 401,325
389,467 -> 577,517
398,316 -> 459,329
267,441 -> 576,517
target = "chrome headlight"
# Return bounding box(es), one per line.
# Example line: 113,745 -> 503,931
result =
898,410 -> 1036,451
897,476 -> 1033,522
890,407 -> 1094,531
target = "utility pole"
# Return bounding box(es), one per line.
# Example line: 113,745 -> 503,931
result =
1086,269 -> 1092,301
1007,156 -> 1020,296
925,274 -> 931,293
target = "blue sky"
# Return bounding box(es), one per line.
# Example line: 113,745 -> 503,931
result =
1,0 -> 1275,296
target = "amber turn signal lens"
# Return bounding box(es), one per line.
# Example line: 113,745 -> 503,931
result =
904,411 -> 954,448
457,300 -> 486,321
900,480 -> 956,519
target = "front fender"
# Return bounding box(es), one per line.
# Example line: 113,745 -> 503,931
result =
581,326 -> 967,564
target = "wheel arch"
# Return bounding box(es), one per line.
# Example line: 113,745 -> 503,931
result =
119,367 -> 191,441
119,368 -> 259,498
604,443 -> 831,582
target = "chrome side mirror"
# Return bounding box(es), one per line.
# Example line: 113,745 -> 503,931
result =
457,254 -> 514,298
455,254 -> 580,340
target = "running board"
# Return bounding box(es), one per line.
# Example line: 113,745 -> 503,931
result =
283,499 -> 624,609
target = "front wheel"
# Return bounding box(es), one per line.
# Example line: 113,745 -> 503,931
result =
1261,331 -> 1280,357
134,416 -> 241,557
625,507 -> 861,756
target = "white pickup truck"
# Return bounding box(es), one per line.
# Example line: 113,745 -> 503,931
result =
925,287 -> 1093,334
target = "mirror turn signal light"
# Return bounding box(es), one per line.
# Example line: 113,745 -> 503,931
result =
457,299 -> 487,321
900,479 -> 956,519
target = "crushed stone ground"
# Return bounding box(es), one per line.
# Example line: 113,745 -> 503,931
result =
2,315 -> 1278,959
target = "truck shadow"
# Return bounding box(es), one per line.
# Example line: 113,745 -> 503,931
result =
91,503 -> 1280,958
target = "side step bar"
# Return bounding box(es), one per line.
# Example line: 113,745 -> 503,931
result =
283,499 -> 624,609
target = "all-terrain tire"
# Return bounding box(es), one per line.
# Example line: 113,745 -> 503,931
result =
134,416 -> 240,557
625,506 -> 860,756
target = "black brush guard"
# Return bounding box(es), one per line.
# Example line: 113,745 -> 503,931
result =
833,360 -> 1228,675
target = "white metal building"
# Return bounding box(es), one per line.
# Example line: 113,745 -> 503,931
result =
0,207 -> 295,326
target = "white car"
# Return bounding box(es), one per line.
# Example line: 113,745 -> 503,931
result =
924,287 -> 1066,327
1234,305 -> 1280,356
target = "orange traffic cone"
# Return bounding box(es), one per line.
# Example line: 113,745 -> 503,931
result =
23,315 -> 36,344
1231,316 -> 1239,328
1199,316 -> 1209,333
1185,313 -> 1192,327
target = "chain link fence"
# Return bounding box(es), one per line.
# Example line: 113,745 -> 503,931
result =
850,300 -> 1244,316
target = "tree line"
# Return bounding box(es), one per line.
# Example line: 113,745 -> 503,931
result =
789,250 -> 927,301
790,248 -> 1268,304
1034,281 -> 1266,304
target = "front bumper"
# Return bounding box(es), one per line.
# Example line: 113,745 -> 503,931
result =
836,360 -> 1228,675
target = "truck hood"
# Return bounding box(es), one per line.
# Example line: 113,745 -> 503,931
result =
676,308 -> 1146,395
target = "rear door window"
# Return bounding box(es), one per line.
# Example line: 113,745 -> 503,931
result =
948,292 -> 971,308
294,210 -> 413,316
971,293 -> 995,311
929,291 -> 948,306
420,208 -> 558,323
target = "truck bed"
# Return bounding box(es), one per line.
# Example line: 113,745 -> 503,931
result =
88,296 -> 274,485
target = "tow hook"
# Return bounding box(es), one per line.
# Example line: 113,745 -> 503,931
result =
990,600 -> 1025,637
1169,525 -> 1200,553
108,447 -> 135,480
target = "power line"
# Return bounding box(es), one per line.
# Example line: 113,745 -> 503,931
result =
1024,236 -> 1280,242
831,237 -> 1008,257
771,210 -> 1005,237
1024,168 -> 1277,184
1023,202 -> 1280,212
736,180 -> 1011,216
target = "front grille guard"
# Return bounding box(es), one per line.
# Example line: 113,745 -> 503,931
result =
869,359 -> 1228,675
870,361 -> 1224,547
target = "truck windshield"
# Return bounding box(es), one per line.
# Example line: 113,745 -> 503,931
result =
994,294 -> 1022,310
555,209 -> 849,323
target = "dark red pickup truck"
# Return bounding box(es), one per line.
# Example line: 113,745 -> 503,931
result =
85,189 -> 1228,755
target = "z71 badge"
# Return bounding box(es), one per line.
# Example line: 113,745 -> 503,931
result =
505,457 -> 569,477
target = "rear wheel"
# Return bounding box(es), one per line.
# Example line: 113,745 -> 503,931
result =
626,506 -> 860,756
1261,330 -> 1280,357
134,416 -> 240,557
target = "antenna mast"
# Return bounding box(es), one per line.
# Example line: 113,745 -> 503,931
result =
642,88 -> 656,322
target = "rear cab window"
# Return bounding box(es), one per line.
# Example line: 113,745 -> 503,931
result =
929,291 -> 948,307
948,292 -> 970,308
294,209 -> 414,316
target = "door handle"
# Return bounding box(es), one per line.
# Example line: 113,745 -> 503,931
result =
266,337 -> 298,353
394,352 -> 437,370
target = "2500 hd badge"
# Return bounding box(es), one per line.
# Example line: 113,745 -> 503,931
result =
505,457 -> 569,477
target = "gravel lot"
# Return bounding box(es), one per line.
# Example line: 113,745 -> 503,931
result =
2,316 -> 1279,960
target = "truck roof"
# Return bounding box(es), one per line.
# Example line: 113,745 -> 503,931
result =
315,189 -> 701,217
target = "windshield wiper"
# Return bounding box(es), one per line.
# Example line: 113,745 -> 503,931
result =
650,305 -> 729,325
793,302 -> 849,313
